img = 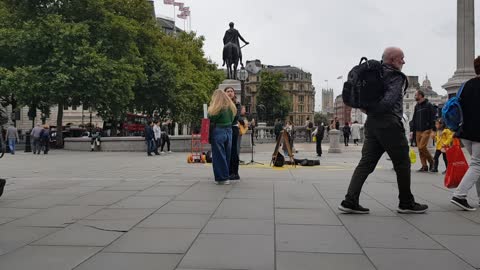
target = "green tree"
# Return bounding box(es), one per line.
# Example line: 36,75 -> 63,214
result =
314,112 -> 329,126
257,71 -> 291,125
0,0 -> 147,144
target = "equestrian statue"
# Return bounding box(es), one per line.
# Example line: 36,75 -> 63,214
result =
222,22 -> 249,80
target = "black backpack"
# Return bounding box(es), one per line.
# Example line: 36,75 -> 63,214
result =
342,57 -> 386,109
308,122 -> 313,129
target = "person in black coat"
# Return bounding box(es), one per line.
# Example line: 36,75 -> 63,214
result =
145,121 -> 159,156
313,123 -> 325,157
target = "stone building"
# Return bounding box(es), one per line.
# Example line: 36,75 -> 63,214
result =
2,104 -> 103,134
334,94 -> 352,125
404,75 -> 447,123
244,60 -> 315,126
321,88 -> 334,114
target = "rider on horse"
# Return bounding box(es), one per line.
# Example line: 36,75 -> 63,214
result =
223,22 -> 249,67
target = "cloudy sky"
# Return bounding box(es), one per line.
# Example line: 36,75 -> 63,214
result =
154,0 -> 479,111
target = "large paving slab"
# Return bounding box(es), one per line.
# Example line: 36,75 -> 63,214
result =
108,196 -> 172,209
0,245 -> 101,270
1,147 -> 479,269
276,224 -> 362,254
32,224 -> 123,246
137,213 -> 210,229
75,253 -> 182,270
364,248 -> 476,270
0,226 -> 59,255
339,215 -> 443,249
105,228 -> 200,253
8,205 -> 104,227
277,252 -> 376,270
179,234 -> 274,270
213,198 -> 273,219
432,235 -> 480,268
155,200 -> 221,214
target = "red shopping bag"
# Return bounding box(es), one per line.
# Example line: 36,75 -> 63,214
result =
444,139 -> 469,188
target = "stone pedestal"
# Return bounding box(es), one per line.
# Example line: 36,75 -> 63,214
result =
443,0 -> 476,96
328,129 -> 342,153
218,80 -> 242,103
258,122 -> 267,139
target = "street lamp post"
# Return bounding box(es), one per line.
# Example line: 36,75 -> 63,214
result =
237,67 -> 248,105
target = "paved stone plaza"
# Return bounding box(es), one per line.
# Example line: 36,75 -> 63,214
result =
0,144 -> 479,270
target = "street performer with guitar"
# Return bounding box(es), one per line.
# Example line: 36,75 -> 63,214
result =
224,87 -> 245,181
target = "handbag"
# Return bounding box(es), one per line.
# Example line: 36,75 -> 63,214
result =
444,139 -> 469,189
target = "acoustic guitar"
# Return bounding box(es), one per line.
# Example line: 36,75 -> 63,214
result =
239,119 -> 249,135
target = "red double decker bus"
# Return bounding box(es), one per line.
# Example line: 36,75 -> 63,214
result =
122,113 -> 148,136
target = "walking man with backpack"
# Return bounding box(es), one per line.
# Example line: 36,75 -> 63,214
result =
411,90 -> 436,172
449,56 -> 480,211
339,47 -> 428,214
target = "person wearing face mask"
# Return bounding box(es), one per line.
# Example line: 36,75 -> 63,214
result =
339,47 -> 428,215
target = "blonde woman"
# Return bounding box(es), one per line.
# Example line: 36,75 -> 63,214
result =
208,89 -> 237,184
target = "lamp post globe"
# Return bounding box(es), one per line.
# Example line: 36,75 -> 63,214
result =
237,67 -> 248,106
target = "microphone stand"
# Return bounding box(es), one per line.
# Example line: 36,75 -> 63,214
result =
246,128 -> 263,165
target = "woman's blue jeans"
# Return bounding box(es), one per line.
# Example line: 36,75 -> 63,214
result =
211,127 -> 232,182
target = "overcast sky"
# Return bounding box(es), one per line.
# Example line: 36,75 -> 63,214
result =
154,0 -> 479,111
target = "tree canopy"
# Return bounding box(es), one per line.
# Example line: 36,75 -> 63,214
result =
0,0 -> 224,144
256,71 -> 291,125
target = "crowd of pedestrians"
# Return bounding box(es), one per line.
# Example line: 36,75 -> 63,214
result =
145,120 -> 173,156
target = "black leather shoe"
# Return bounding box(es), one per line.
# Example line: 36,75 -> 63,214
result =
417,166 -> 429,172
0,178 -> 6,198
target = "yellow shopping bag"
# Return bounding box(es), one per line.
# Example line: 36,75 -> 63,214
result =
409,148 -> 416,164
313,136 -> 317,142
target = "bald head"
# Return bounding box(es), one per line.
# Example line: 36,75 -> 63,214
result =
382,47 -> 405,71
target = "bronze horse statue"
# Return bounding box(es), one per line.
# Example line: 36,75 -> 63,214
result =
223,42 -> 240,80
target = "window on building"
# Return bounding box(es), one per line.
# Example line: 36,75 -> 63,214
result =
298,105 -> 304,113
289,83 -> 293,90
406,94 -> 409,98
300,84 -> 304,91
298,96 -> 304,103
72,105 -> 77,110
64,104 -> 69,110
406,104 -> 409,109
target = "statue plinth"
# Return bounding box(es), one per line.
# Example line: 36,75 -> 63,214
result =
218,79 -> 241,101
328,129 -> 342,153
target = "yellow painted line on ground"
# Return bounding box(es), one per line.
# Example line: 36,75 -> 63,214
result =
202,163 -> 382,171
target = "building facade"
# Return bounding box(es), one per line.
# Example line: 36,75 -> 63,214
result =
334,94 -> 352,125
322,88 -> 334,114
2,104 -> 103,134
404,75 -> 447,123
244,60 -> 315,126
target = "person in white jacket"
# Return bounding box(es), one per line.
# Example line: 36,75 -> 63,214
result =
351,121 -> 363,145
153,120 -> 162,152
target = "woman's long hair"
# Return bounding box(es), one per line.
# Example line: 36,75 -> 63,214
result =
208,89 -> 237,116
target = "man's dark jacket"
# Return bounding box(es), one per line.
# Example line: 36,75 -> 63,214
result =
366,64 -> 407,120
411,99 -> 436,132
458,77 -> 480,142
145,125 -> 154,141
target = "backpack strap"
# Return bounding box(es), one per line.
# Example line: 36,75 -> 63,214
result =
457,83 -> 465,98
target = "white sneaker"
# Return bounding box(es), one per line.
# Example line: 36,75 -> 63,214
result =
161,151 -> 165,154
215,181 -> 221,185
168,151 -> 172,153
223,180 -> 231,185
